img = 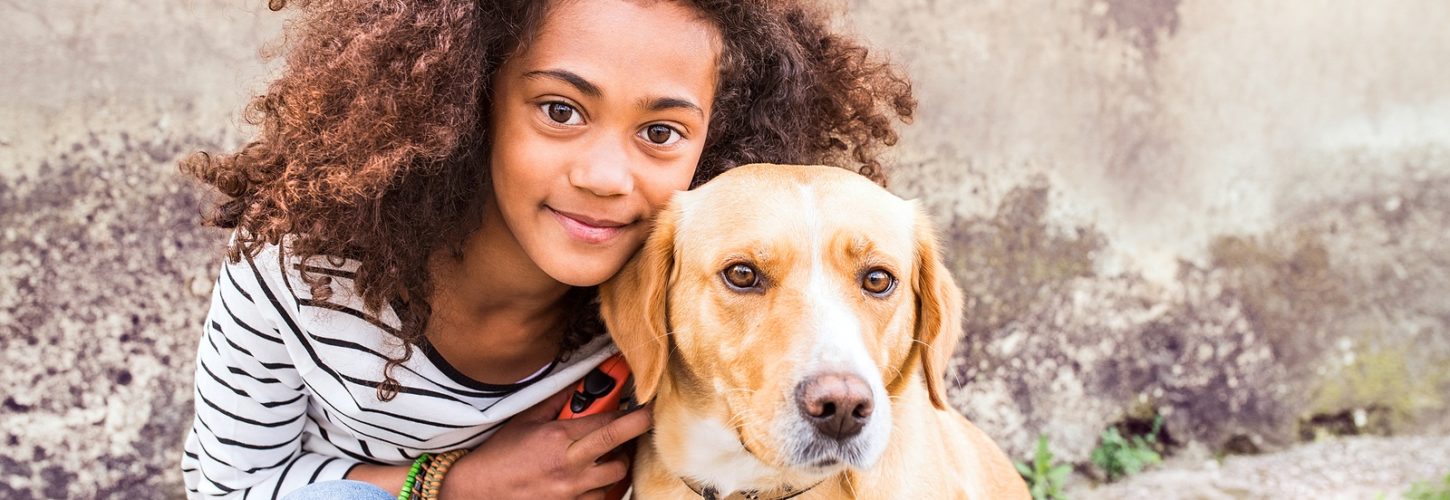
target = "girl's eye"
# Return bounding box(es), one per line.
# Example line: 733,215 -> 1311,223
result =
541,102 -> 583,125
640,124 -> 682,146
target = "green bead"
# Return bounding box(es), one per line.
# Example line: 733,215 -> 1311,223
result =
398,453 -> 432,500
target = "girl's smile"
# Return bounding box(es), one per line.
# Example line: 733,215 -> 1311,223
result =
547,206 -> 633,245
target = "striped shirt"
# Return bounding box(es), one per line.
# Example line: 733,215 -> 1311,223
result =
180,242 -> 616,498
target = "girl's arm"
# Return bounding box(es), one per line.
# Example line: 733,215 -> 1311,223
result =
181,257 -> 357,498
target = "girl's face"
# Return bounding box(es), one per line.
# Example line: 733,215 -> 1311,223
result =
488,0 -> 720,287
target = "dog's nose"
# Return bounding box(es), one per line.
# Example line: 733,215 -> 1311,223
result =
796,373 -> 874,440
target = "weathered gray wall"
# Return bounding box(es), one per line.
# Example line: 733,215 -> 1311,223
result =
844,0 -> 1450,463
1,2 -> 283,497
2,0 -> 1447,497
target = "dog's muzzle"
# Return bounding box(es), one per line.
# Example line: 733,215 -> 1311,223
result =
785,371 -> 884,470
795,372 -> 874,441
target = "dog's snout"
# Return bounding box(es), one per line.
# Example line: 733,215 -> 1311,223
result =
796,373 -> 874,440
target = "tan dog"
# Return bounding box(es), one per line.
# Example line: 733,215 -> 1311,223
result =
601,164 -> 1029,499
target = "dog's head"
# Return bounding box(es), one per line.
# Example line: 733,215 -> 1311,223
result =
600,163 -> 962,488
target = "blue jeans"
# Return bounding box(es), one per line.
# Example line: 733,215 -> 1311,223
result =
282,480 -> 394,500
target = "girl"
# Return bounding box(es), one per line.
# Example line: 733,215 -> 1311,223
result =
181,0 -> 914,498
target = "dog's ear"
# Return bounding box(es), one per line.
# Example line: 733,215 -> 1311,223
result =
911,206 -> 963,410
599,203 -> 678,403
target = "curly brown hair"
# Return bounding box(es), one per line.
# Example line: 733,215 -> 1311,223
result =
184,0 -> 914,399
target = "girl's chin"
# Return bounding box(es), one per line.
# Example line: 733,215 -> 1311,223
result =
542,255 -> 628,288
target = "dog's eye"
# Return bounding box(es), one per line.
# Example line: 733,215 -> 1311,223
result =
862,269 -> 896,296
722,264 -> 761,290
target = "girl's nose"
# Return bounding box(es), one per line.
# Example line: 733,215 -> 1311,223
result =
569,136 -> 634,197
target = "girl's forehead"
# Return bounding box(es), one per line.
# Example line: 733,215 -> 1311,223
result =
503,0 -> 722,107
523,0 -> 721,65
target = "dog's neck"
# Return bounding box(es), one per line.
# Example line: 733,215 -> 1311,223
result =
679,475 -> 824,500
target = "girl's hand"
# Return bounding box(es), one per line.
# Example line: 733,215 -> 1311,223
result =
442,390 -> 652,500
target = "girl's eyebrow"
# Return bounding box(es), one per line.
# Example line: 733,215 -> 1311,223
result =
522,69 -> 601,97
641,97 -> 704,119
522,68 -> 703,118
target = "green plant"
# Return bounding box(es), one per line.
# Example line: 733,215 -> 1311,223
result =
1015,435 -> 1071,500
1089,416 -> 1163,482
1405,473 -> 1450,500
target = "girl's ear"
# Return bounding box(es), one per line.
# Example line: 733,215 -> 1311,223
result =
911,206 -> 963,410
599,203 -> 679,403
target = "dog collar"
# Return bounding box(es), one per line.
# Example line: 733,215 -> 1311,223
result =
680,477 -> 823,500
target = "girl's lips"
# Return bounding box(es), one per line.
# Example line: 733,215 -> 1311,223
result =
549,207 -> 629,244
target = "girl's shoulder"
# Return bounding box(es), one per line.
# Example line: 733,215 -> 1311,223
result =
220,235 -> 402,334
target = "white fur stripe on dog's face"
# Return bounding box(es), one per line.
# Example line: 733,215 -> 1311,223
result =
777,185 -> 892,470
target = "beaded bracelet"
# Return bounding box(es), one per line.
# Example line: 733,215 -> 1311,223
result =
418,449 -> 470,500
398,452 -> 432,500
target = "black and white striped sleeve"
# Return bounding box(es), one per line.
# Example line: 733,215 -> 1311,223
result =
181,254 -> 358,499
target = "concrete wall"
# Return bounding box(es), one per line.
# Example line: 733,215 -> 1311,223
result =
1,0 -> 1446,496
845,0 -> 1450,462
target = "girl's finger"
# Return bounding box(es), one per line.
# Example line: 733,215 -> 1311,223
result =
578,455 -> 631,492
576,489 -> 608,500
554,410 -> 625,441
566,407 -> 652,465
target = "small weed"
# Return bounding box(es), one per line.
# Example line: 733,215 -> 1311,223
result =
1090,416 -> 1163,482
1405,473 -> 1450,500
1015,435 -> 1071,500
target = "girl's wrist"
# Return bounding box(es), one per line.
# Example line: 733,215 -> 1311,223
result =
399,453 -> 432,500
417,449 -> 469,500
344,463 -> 411,495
